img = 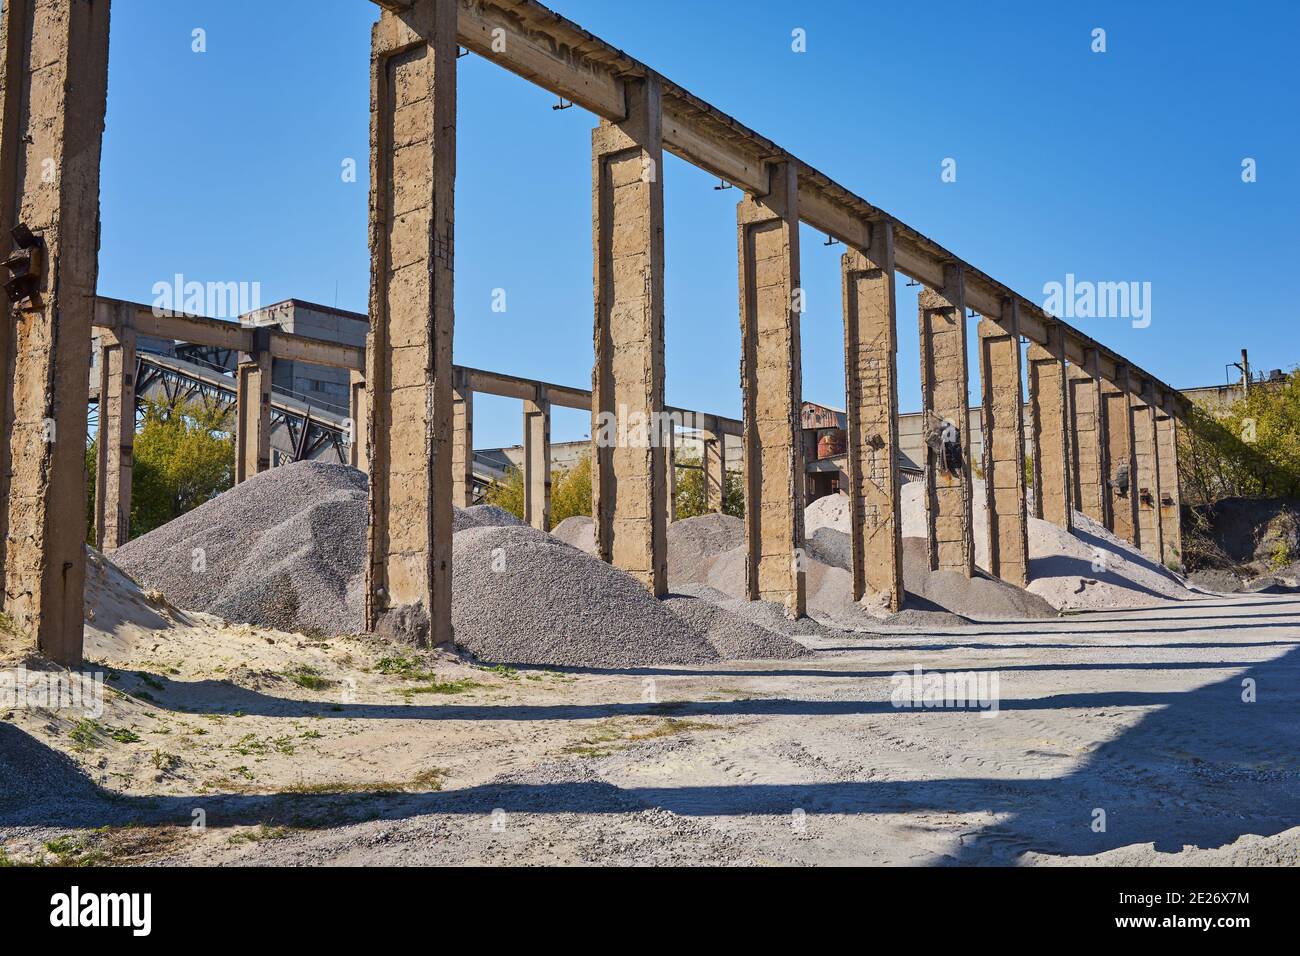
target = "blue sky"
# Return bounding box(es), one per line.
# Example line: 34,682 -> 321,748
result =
97,0 -> 1299,449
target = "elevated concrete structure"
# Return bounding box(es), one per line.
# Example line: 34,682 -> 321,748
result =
1101,365 -> 1139,545
1027,326 -> 1073,534
93,301 -> 136,553
1157,406 -> 1183,567
978,305 -> 1029,589
591,77 -> 668,595
522,386 -> 551,530
1132,383 -> 1163,562
1068,349 -> 1106,523
841,227 -> 903,609
918,267 -> 973,577
737,162 -> 805,615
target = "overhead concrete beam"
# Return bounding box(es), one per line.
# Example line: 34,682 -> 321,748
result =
738,161 -> 806,615
590,76 -> 668,596
918,265 -> 974,577
365,0 -> 458,646
0,0 -> 112,665
978,302 -> 1029,588
1027,325 -> 1073,533
841,223 -> 903,609
453,0 -> 1183,416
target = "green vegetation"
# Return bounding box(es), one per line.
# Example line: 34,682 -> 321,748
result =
87,395 -> 234,543
283,665 -> 335,691
672,454 -> 744,519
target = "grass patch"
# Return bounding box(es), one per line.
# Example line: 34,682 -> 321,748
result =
227,824 -> 292,845
283,665 -> 335,691
396,678 -> 481,698
475,664 -> 519,680
563,717 -> 724,758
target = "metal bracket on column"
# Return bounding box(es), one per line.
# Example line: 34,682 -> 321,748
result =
3,224 -> 44,307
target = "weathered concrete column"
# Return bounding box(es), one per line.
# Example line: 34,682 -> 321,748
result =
235,330 -> 272,484
0,0 -> 112,665
918,264 -> 974,577
977,301 -> 1029,588
841,223 -> 903,609
365,0 -> 457,646
1027,326 -> 1073,533
522,387 -> 551,531
349,370 -> 368,473
1068,348 -> 1106,523
737,161 -> 806,614
700,417 -> 726,514
94,322 -> 137,553
591,76 -> 668,596
1100,365 -> 1139,545
663,417 -> 677,524
451,367 -> 473,507
1157,406 -> 1183,567
1132,383 -> 1163,562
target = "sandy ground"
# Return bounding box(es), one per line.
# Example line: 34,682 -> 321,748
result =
2,552 -> 1297,867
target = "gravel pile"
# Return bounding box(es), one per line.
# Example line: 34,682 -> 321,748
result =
667,513 -> 746,585
454,504 -> 526,534
551,515 -> 596,555
452,525 -> 719,668
663,585 -> 813,658
115,461 -> 370,636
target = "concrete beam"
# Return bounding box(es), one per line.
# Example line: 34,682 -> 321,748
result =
918,265 -> 974,577
1156,410 -> 1183,568
978,302 -> 1029,589
454,0 -> 1183,417
1132,383 -> 1163,561
590,76 -> 668,596
1027,325 -> 1073,533
1068,348 -> 1106,523
738,162 -> 806,615
841,223 -> 903,609
235,331 -> 272,484
1100,365 -> 1139,545
93,316 -> 137,553
451,367 -> 474,507
365,0 -> 458,646
523,387 -> 551,531
0,0 -> 111,665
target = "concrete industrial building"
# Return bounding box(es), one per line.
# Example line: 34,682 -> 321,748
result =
2,0 -> 1188,665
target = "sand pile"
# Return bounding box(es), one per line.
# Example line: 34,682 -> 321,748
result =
115,461 -> 370,636
807,480 -> 1193,612
451,524 -> 719,667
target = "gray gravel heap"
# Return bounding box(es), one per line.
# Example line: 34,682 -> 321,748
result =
114,461 -> 370,636
454,504 -> 526,534
663,585 -> 812,658
666,512 -> 746,586
452,525 -> 719,668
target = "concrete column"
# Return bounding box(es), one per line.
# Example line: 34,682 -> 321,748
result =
977,302 -> 1029,588
235,330 -> 272,484
841,223 -> 903,609
1100,365 -> 1139,545
0,0 -> 112,665
1132,384 -> 1163,562
365,0 -> 457,646
737,161 -> 806,615
1068,348 -> 1106,523
701,418 -> 726,514
349,370 -> 368,473
451,367 -> 474,508
94,322 -> 137,553
918,264 -> 974,577
523,388 -> 551,531
1027,326 -> 1073,533
591,77 -> 668,596
663,417 -> 677,524
1157,408 -> 1183,567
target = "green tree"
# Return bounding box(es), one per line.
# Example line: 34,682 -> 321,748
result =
128,397 -> 235,537
551,455 -> 592,524
673,454 -> 744,519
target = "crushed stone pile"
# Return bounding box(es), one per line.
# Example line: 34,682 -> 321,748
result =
454,504 -> 526,533
452,525 -> 719,667
550,515 -> 596,555
662,586 -> 811,659
667,512 -> 746,583
115,461 -> 370,636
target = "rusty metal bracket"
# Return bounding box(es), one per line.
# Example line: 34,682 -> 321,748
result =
3,223 -> 44,307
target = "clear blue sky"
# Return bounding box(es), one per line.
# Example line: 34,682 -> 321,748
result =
97,0 -> 1299,449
